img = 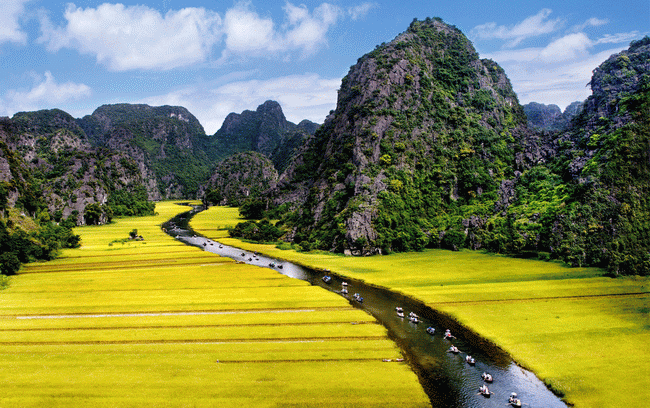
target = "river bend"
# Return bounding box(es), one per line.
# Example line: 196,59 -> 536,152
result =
164,209 -> 568,408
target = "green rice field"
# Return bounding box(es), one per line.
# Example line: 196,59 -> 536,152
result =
0,202 -> 430,407
191,206 -> 650,408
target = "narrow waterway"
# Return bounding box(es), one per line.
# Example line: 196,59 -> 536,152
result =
164,209 -> 568,408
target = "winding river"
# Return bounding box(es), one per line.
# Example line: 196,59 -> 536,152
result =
164,208 -> 568,408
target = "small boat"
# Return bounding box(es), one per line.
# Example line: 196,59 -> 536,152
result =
241,253 -> 246,257
481,372 -> 493,383
466,355 -> 475,365
426,327 -> 435,335
341,281 -> 348,286
448,345 -> 460,354
219,245 -> 223,248
341,288 -> 348,295
409,315 -> 419,324
269,262 -> 276,267
322,275 -> 332,284
353,293 -> 363,303
479,385 -> 491,397
443,330 -> 455,340
277,264 -> 283,269
508,393 -> 521,407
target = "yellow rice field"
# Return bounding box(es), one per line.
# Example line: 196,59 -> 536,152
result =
0,202 -> 430,407
191,206 -> 650,408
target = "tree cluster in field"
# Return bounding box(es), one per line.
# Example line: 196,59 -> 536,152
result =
0,217 -> 80,276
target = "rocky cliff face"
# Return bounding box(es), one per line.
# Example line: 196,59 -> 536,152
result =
541,37 -> 650,274
78,104 -> 214,199
201,151 -> 278,206
0,110 -> 149,224
202,101 -> 318,202
273,18 -> 533,254
212,100 -> 318,163
269,23 -> 649,275
523,101 -> 583,131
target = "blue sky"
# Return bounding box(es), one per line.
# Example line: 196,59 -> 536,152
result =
1,1 -> 647,134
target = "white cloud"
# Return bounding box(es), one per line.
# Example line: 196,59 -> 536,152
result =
474,7 -> 644,111
539,32 -> 592,63
348,2 -> 377,20
484,43 -> 630,110
223,2 -> 276,55
139,73 -> 341,134
471,9 -> 564,47
38,2 -> 355,70
0,71 -> 91,116
595,31 -> 642,45
281,3 -> 341,55
38,3 -> 223,71
0,0 -> 30,45
222,2 -> 342,58
572,17 -> 609,32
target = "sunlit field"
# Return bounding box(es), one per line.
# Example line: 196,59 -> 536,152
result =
191,206 -> 650,408
0,202 -> 430,408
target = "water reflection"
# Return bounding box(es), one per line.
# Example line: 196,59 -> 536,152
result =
164,210 -> 568,408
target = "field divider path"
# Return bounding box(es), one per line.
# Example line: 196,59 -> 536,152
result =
0,321 -> 376,331
435,290 -> 649,304
1,306 -> 354,319
0,335 -> 389,346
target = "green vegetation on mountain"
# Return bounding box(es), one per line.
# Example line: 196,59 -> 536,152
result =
523,101 -> 583,131
78,104 -> 216,198
203,151 -> 278,206
267,20 -> 649,276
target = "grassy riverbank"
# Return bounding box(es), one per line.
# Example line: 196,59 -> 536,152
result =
0,202 -> 430,407
191,206 -> 650,408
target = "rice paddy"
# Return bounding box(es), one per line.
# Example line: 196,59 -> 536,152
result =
0,202 -> 430,407
191,206 -> 650,408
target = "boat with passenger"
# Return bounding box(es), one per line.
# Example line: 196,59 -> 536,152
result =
479,384 -> 491,397
508,393 -> 522,407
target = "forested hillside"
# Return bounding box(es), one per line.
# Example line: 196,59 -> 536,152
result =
78,104 -> 216,199
264,19 -> 649,275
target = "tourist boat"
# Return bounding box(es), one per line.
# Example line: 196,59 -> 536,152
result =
322,275 -> 332,284
481,372 -> 493,383
466,355 -> 475,365
479,385 -> 491,397
443,330 -> 455,340
426,326 -> 435,335
509,393 -> 522,407
409,315 -> 419,323
395,306 -> 403,313
396,310 -> 404,318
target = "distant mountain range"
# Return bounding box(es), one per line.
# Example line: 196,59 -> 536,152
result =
522,101 -> 584,131
1,17 -> 648,276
